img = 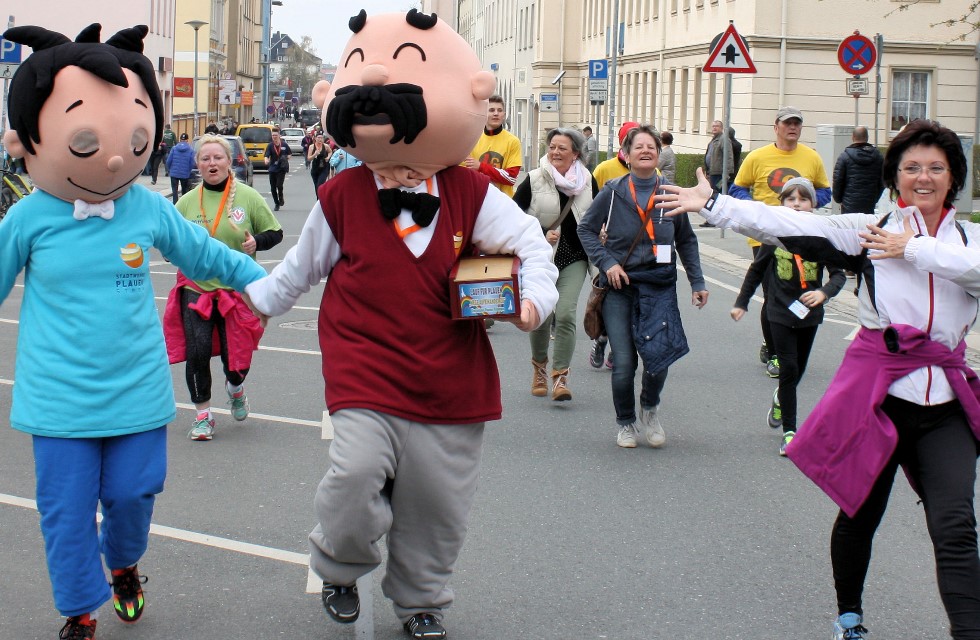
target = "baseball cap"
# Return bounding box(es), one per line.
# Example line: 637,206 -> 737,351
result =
776,106 -> 803,123
780,176 -> 816,204
618,121 -> 640,145
180,132 -> 189,140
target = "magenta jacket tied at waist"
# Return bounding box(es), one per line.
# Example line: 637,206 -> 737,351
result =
787,324 -> 980,518
163,271 -> 264,372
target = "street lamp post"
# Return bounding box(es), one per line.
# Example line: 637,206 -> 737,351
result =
185,20 -> 208,138
261,0 -> 283,124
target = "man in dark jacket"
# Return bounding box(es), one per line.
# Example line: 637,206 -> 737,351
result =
832,126 -> 884,214
165,133 -> 195,203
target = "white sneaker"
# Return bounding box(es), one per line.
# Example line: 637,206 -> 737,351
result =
616,423 -> 638,448
640,406 -> 666,448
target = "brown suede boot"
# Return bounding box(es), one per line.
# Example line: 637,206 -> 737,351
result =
531,359 -> 549,397
551,368 -> 571,401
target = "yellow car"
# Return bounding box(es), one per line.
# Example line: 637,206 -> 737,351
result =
235,123 -> 276,171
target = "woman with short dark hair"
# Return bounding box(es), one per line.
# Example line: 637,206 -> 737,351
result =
657,118 -> 980,640
578,124 -> 708,449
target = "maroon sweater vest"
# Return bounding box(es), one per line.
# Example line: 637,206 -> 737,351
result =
316,165 -> 500,424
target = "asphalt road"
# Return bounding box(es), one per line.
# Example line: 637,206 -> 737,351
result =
0,167 -> 959,639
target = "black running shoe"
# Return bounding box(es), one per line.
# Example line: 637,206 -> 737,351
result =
110,565 -> 146,623
589,337 -> 608,369
404,613 -> 447,639
322,581 -> 359,623
59,615 -> 97,640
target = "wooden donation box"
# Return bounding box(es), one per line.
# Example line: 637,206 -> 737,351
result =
449,255 -> 521,320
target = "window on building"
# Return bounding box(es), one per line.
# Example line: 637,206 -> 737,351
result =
890,70 -> 930,132
679,68 -> 688,132
668,69 -> 676,130
693,67 -> 702,133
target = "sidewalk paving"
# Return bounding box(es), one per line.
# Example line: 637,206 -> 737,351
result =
135,173 -> 173,199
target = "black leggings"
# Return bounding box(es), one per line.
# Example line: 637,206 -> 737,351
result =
769,322 -> 818,432
268,170 -> 286,207
831,396 -> 980,638
751,245 -> 775,355
181,289 -> 248,404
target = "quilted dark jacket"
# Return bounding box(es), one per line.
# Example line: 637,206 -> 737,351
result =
632,282 -> 689,375
832,143 -> 884,214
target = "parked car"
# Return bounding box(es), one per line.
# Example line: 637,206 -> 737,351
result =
235,123 -> 276,171
188,135 -> 254,188
297,108 -> 321,128
279,127 -> 306,155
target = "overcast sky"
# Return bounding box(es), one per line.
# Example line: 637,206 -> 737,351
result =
271,0 -> 421,66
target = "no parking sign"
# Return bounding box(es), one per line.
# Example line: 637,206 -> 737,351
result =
837,32 -> 876,76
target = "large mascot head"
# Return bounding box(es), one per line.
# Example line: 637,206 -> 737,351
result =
311,10 -> 496,186
1,24 -> 163,203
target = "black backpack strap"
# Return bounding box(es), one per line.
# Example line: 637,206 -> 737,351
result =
854,212 -> 891,298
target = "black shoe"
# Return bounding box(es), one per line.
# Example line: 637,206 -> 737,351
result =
110,565 -> 147,622
322,582 -> 359,623
759,343 -> 770,364
274,204 -> 281,211
699,221 -> 715,228
150,180 -> 156,185
404,613 -> 447,639
589,336 -> 608,369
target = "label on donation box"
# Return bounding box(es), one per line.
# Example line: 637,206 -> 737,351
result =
449,255 -> 521,320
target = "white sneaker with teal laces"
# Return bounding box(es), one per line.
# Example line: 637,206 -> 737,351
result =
227,383 -> 249,421
188,415 -> 215,441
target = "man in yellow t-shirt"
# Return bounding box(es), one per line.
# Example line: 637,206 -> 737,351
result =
462,95 -> 522,197
729,106 -> 831,375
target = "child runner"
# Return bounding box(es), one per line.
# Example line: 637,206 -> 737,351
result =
730,177 -> 846,455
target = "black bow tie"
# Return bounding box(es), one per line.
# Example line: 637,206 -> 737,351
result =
378,188 -> 440,227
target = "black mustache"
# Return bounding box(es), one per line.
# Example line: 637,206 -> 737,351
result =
326,83 -> 427,148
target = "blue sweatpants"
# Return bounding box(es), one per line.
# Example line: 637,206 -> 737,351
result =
32,427 -> 167,617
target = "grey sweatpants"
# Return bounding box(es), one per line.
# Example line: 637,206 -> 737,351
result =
309,408 -> 486,621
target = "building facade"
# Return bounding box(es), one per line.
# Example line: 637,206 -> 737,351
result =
1,3 -> 176,126
442,0 -> 978,171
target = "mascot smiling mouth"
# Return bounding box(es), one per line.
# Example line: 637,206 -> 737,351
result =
67,168 -> 144,197
326,83 -> 427,148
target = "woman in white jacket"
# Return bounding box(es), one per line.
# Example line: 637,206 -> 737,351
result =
513,127 -> 598,401
656,119 -> 980,640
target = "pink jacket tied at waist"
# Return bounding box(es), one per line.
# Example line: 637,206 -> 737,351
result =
163,272 -> 264,371
787,324 -> 980,518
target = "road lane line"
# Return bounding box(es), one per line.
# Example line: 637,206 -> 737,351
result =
0,492 -> 309,566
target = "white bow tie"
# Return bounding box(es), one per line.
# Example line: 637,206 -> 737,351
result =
73,199 -> 115,221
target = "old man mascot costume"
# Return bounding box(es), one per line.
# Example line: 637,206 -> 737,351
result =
246,9 -> 558,639
0,24 -> 268,640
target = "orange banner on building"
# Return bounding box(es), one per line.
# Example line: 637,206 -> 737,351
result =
173,77 -> 194,98
240,90 -> 254,106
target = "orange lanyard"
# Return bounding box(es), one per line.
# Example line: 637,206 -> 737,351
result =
628,176 -> 657,250
199,178 -> 232,237
393,178 -> 434,239
792,254 -> 809,289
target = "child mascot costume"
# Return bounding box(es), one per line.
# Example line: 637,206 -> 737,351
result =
0,23 -> 268,639
247,10 -> 559,639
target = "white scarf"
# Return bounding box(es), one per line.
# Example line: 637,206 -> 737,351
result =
548,159 -> 590,197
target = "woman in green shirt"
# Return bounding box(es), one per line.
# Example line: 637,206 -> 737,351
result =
173,135 -> 283,441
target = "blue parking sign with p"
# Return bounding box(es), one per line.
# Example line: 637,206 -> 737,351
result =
589,59 -> 608,79
0,38 -> 21,64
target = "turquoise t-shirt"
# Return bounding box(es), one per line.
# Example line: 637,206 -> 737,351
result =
0,185 -> 268,438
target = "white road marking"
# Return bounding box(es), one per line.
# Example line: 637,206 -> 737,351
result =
175,402 -> 320,427
0,491 -> 310,566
